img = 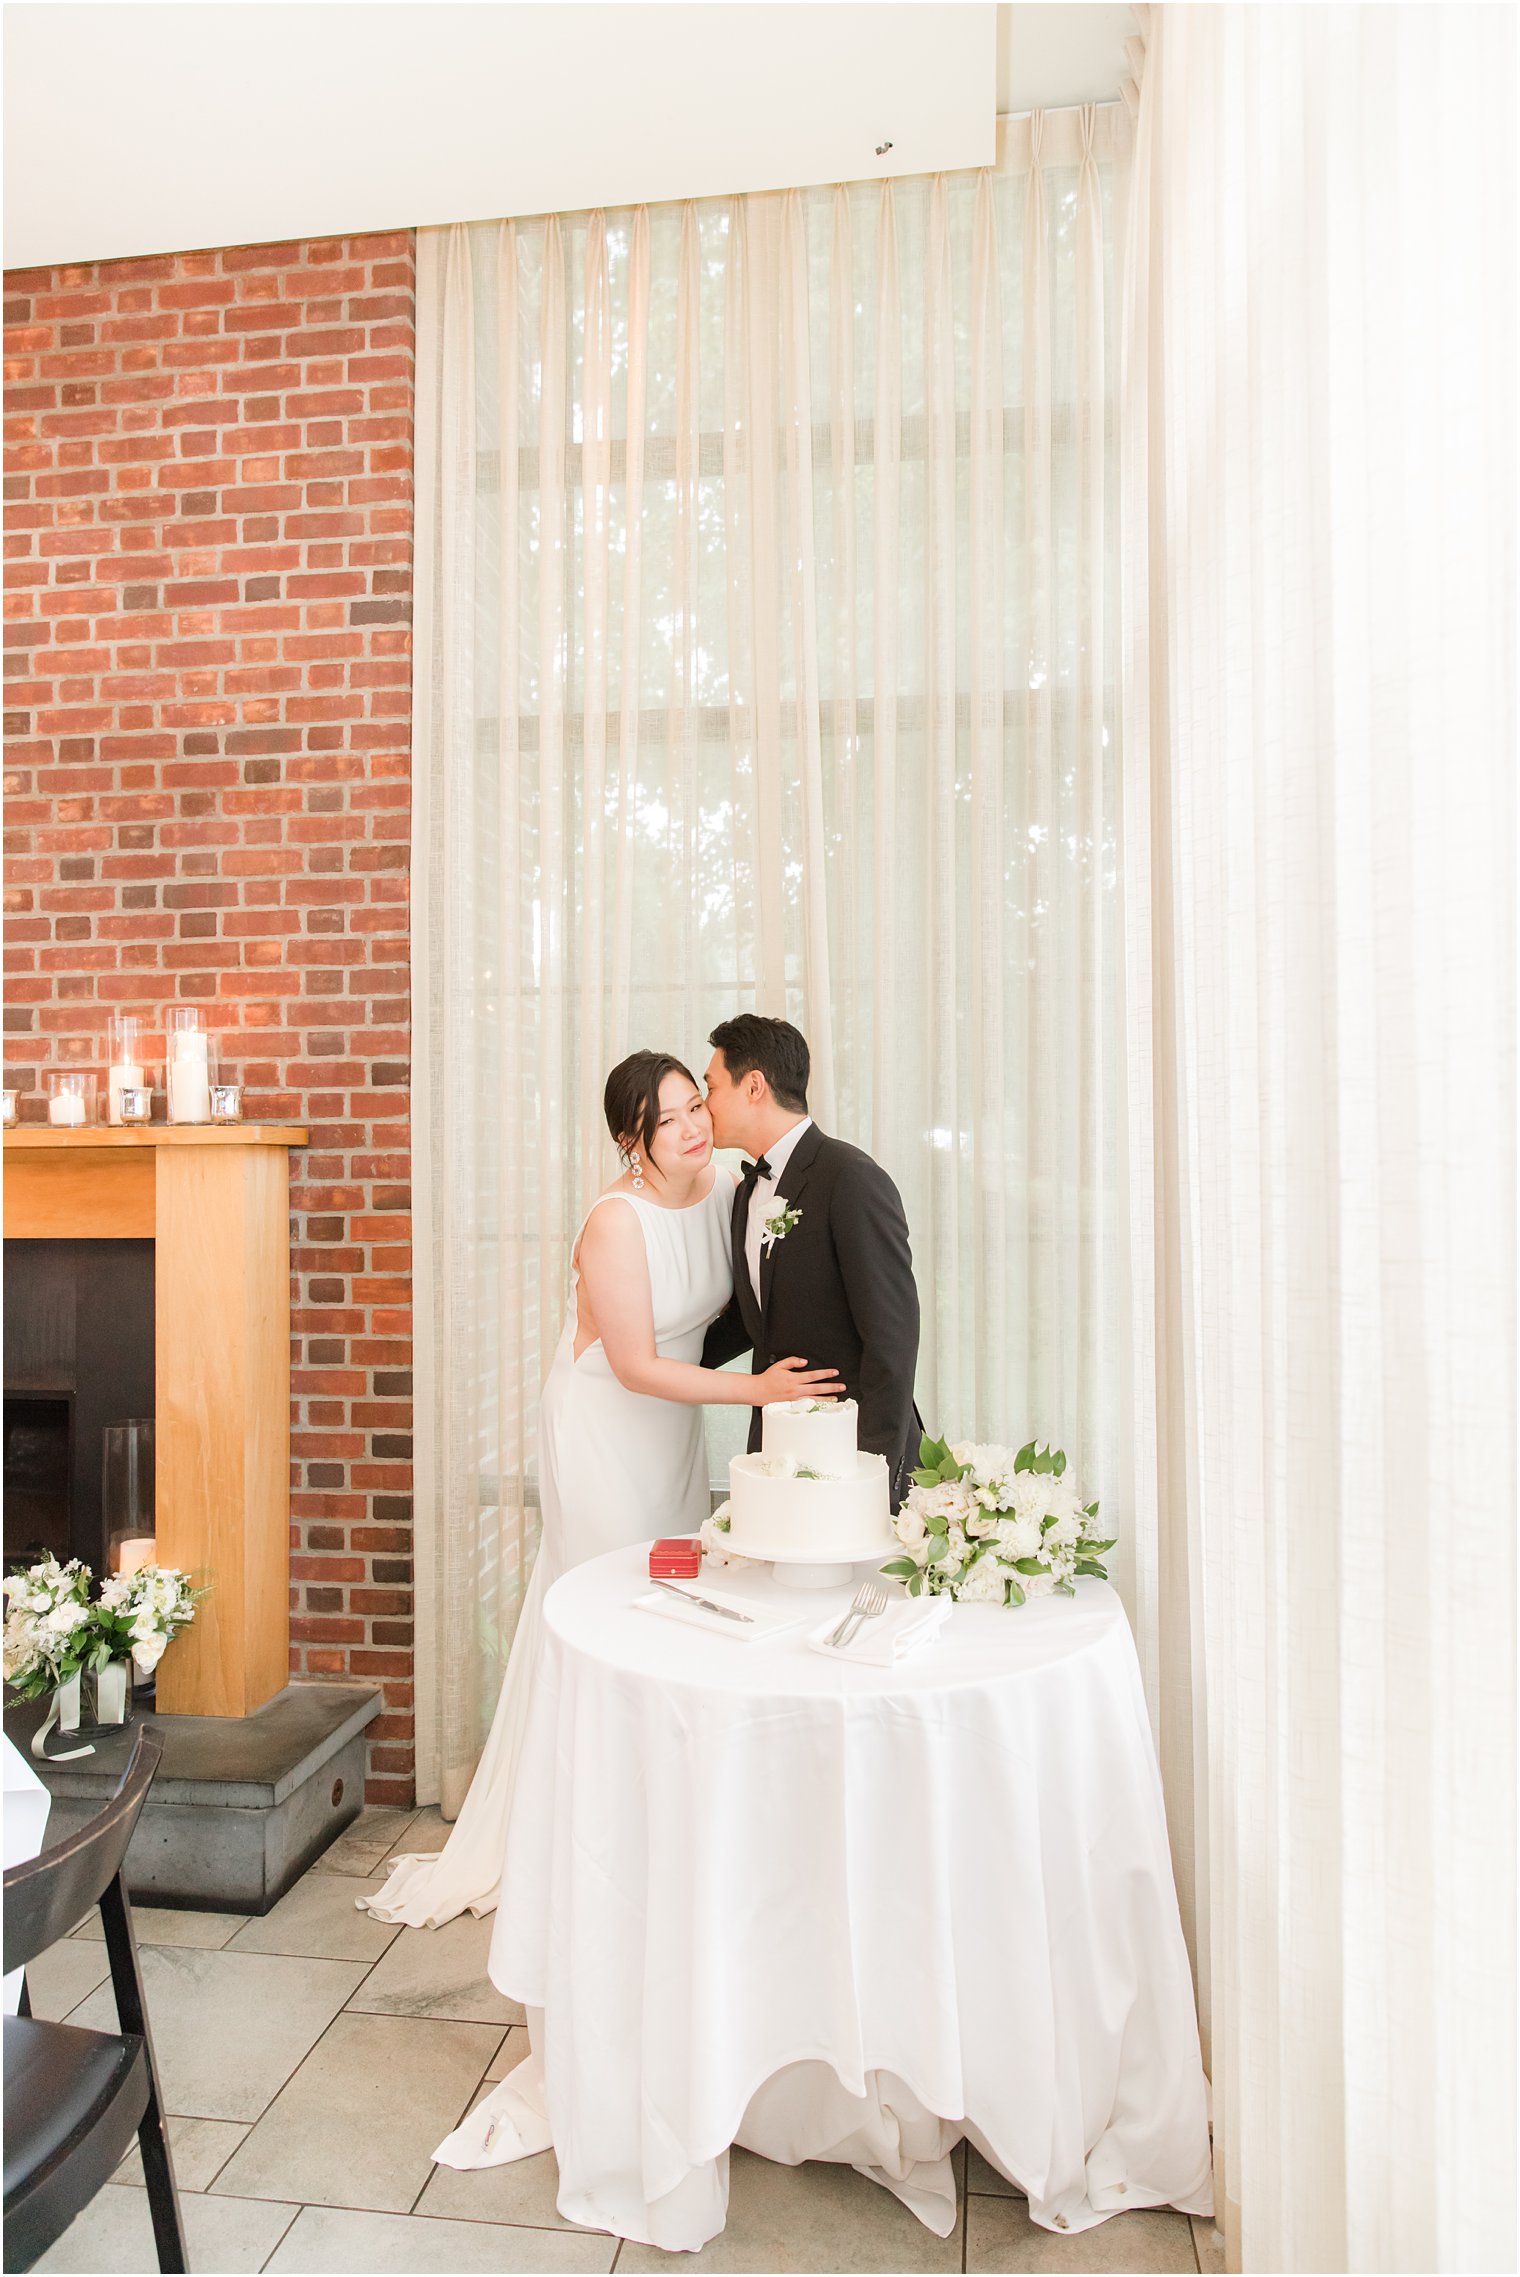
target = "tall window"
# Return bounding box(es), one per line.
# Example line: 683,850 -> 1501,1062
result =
412,107 -> 1132,1804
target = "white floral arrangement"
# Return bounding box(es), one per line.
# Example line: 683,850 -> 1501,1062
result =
2,1556 -> 95,1699
4,1555 -> 203,1698
96,1564 -> 202,1677
882,1433 -> 1116,1606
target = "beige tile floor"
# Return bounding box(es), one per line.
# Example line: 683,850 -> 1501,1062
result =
29,1807 -> 1223,2275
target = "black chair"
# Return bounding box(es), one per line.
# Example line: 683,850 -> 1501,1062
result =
4,1727 -> 187,2273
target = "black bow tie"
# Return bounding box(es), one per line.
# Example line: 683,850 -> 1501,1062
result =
742,1154 -> 774,1188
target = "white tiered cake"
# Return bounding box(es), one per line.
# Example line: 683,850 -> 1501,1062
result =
724,1399 -> 896,1569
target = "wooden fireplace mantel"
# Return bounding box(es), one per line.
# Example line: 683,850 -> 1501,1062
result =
4,1125 -> 309,1719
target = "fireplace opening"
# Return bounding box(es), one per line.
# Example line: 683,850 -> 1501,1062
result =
3,1394 -> 73,1568
2,1239 -> 155,1578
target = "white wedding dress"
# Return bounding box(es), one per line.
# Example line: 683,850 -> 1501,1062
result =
359,1164 -> 738,1933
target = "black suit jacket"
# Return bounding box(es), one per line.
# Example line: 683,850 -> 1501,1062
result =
701,1124 -> 921,1506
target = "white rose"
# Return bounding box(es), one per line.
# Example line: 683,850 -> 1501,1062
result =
131,1635 -> 167,1676
1020,1571 -> 1057,1600
956,1554 -> 1011,1605
45,1601 -> 87,1635
921,1479 -> 978,1527
894,1506 -> 927,1548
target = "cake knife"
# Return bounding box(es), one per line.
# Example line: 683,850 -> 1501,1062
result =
650,1579 -> 756,1623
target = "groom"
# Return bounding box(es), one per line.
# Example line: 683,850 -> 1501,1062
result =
701,1015 -> 921,1508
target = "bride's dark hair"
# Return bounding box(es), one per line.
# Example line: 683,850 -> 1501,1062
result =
603,1050 -> 702,1176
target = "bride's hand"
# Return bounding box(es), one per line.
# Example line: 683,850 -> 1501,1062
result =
754,1357 -> 843,1405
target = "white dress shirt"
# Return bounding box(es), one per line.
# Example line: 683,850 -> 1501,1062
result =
744,1118 -> 812,1307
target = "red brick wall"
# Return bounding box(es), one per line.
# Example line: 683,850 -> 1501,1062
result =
3,234 -> 417,1804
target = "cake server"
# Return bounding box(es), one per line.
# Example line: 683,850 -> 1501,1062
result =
650,1579 -> 756,1623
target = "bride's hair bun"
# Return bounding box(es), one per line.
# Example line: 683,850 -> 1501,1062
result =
604,1050 -> 701,1169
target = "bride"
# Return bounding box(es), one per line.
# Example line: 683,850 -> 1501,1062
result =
360,1048 -> 838,1930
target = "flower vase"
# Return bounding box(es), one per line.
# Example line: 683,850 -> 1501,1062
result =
88,1659 -> 132,1729
31,1669 -> 92,1762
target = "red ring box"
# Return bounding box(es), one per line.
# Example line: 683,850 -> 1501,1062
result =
648,1536 -> 703,1580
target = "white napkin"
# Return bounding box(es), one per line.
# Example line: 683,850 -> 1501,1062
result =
806,1596 -> 951,1667
634,1583 -> 809,1645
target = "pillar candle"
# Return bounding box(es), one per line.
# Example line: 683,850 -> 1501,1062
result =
168,1029 -> 211,1123
48,1092 -> 86,1127
107,1061 -> 145,1126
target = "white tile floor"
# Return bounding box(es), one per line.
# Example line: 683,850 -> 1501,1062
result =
28,1807 -> 1224,2275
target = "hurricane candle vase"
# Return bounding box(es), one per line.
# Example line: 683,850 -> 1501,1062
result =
1,1089 -> 16,1125
210,1083 -> 243,1123
104,1419 -> 156,1584
45,1071 -> 95,1128
165,1008 -> 214,1124
106,1011 -> 147,1127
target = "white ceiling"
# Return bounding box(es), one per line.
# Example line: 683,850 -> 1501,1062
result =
3,2 -> 1135,272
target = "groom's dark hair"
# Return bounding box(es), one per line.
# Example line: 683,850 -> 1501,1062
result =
708,1016 -> 810,1114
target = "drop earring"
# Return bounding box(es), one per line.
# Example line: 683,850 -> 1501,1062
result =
629,1149 -> 645,1192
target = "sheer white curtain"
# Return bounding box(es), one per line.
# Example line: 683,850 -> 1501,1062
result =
1121,7 -> 1515,2271
411,109 -> 1134,1814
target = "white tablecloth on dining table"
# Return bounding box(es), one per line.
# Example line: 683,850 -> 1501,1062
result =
483,1545 -> 1213,2253
4,1731 -> 53,2014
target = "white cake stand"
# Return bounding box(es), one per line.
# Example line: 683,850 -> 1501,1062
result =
712,1533 -> 898,1591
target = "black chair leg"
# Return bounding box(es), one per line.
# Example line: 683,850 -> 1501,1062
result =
99,1877 -> 187,2275
137,2100 -> 187,2276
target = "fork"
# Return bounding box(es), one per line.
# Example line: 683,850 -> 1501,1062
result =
827,1579 -> 888,1651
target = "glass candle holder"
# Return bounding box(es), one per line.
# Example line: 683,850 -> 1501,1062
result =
107,1011 -> 148,1127
210,1084 -> 243,1124
45,1071 -> 95,1128
165,1007 -> 214,1125
104,1419 -> 156,1576
118,1085 -> 152,1126
1,1089 -> 16,1126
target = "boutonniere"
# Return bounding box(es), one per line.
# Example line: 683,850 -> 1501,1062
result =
760,1199 -> 802,1253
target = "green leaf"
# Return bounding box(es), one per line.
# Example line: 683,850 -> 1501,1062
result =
909,1467 -> 941,1490
935,1455 -> 965,1484
918,1433 -> 953,1471
1055,1580 -> 1076,1596
1013,1556 -> 1047,1575
1007,1578 -> 1026,1606
1013,1442 -> 1036,1474
1075,1558 -> 1109,1579
1032,1448 -> 1057,1475
880,1558 -> 919,1580
1083,1502 -> 1100,1518
922,1510 -> 949,1535
1083,1538 -> 1117,1556
1040,1511 -> 1059,1532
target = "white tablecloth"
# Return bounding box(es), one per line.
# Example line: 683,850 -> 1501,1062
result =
487,1547 -> 1213,2252
4,1731 -> 53,2014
